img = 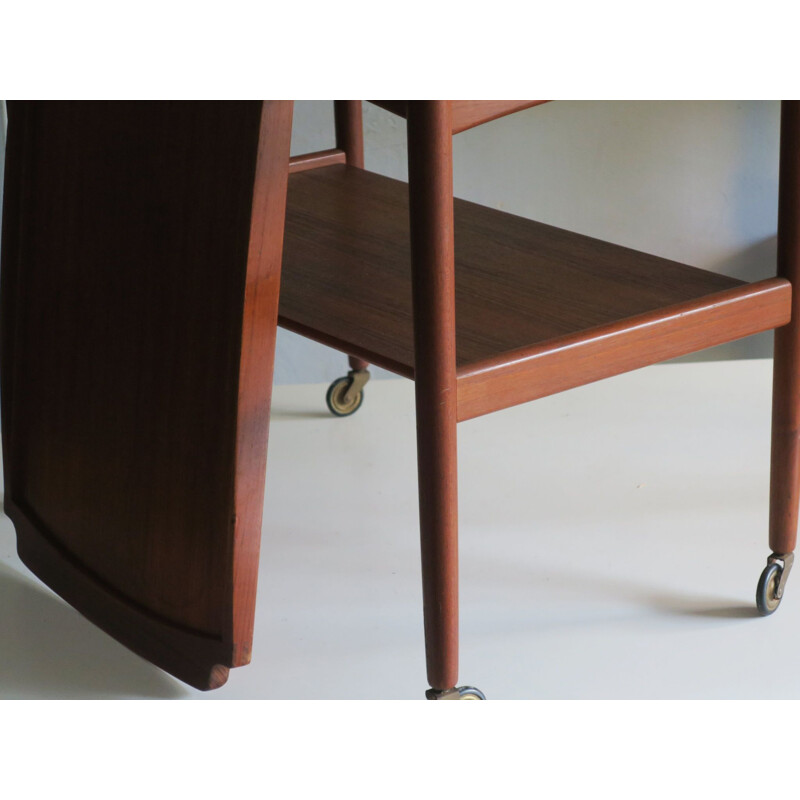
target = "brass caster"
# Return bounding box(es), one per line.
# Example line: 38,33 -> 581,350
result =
325,369 -> 370,417
425,686 -> 486,700
757,552 -> 794,616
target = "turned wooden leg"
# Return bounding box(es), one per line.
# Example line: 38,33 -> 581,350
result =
407,101 -> 459,691
758,101 -> 800,617
334,100 -> 364,169
337,102 -> 371,377
332,102 -> 372,401
770,101 -> 800,557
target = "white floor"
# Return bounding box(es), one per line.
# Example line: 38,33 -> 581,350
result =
0,358 -> 796,699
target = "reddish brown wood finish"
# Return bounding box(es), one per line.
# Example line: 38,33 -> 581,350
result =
370,100 -> 549,134
334,101 -> 365,168
230,101 -> 294,665
450,101 -> 550,133
407,101 -> 459,691
289,102 -> 363,176
0,101 -> 293,689
279,165 -> 784,389
348,356 -> 370,371
4,99 -> 791,699
334,100 -> 369,374
770,100 -> 800,555
458,279 -> 791,421
289,148 -> 346,173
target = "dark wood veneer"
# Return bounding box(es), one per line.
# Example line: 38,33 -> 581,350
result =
770,101 -> 800,555
0,100 -> 293,689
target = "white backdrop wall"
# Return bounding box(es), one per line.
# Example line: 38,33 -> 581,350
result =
0,101 -> 783,385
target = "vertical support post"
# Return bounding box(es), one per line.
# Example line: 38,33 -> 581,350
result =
770,100 -> 800,555
407,101 -> 459,691
334,100 -> 369,374
334,100 -> 364,168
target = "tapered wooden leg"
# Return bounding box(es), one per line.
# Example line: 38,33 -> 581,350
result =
407,102 -> 459,691
334,100 -> 364,169
770,101 -> 800,556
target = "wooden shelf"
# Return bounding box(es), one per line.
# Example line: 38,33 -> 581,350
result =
279,165 -> 791,420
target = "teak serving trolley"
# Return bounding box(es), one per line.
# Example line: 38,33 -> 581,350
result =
1,100 -> 798,698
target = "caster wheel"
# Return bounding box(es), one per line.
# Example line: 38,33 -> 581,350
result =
425,685 -> 486,700
456,686 -> 486,700
325,376 -> 364,417
757,562 -> 783,616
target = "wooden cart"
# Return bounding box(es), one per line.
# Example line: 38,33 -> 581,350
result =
1,101 -> 797,697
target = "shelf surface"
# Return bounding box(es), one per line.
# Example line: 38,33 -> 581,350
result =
279,166 -> 788,392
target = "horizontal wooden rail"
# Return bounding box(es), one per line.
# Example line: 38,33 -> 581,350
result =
456,278 -> 792,422
369,101 -> 549,134
289,148 -> 347,173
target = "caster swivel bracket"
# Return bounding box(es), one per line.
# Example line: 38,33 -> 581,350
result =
343,368 -> 370,405
767,551 -> 795,600
425,686 -> 486,700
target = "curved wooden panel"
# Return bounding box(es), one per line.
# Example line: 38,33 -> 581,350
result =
0,101 -> 293,689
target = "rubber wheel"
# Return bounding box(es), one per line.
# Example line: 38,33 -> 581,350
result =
325,376 -> 364,417
425,685 -> 487,700
757,562 -> 783,616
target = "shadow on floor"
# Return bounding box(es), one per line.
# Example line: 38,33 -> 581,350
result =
557,564 -> 761,620
468,548 -> 763,626
269,407 -> 331,421
642,591 -> 758,619
0,561 -> 189,699
558,568 -> 761,621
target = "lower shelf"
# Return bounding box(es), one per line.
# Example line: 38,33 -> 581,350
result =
457,280 -> 789,419
280,165 -> 792,419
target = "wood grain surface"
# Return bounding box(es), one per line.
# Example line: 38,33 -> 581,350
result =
457,279 -> 790,420
0,100 -> 293,689
280,165 -> 778,404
